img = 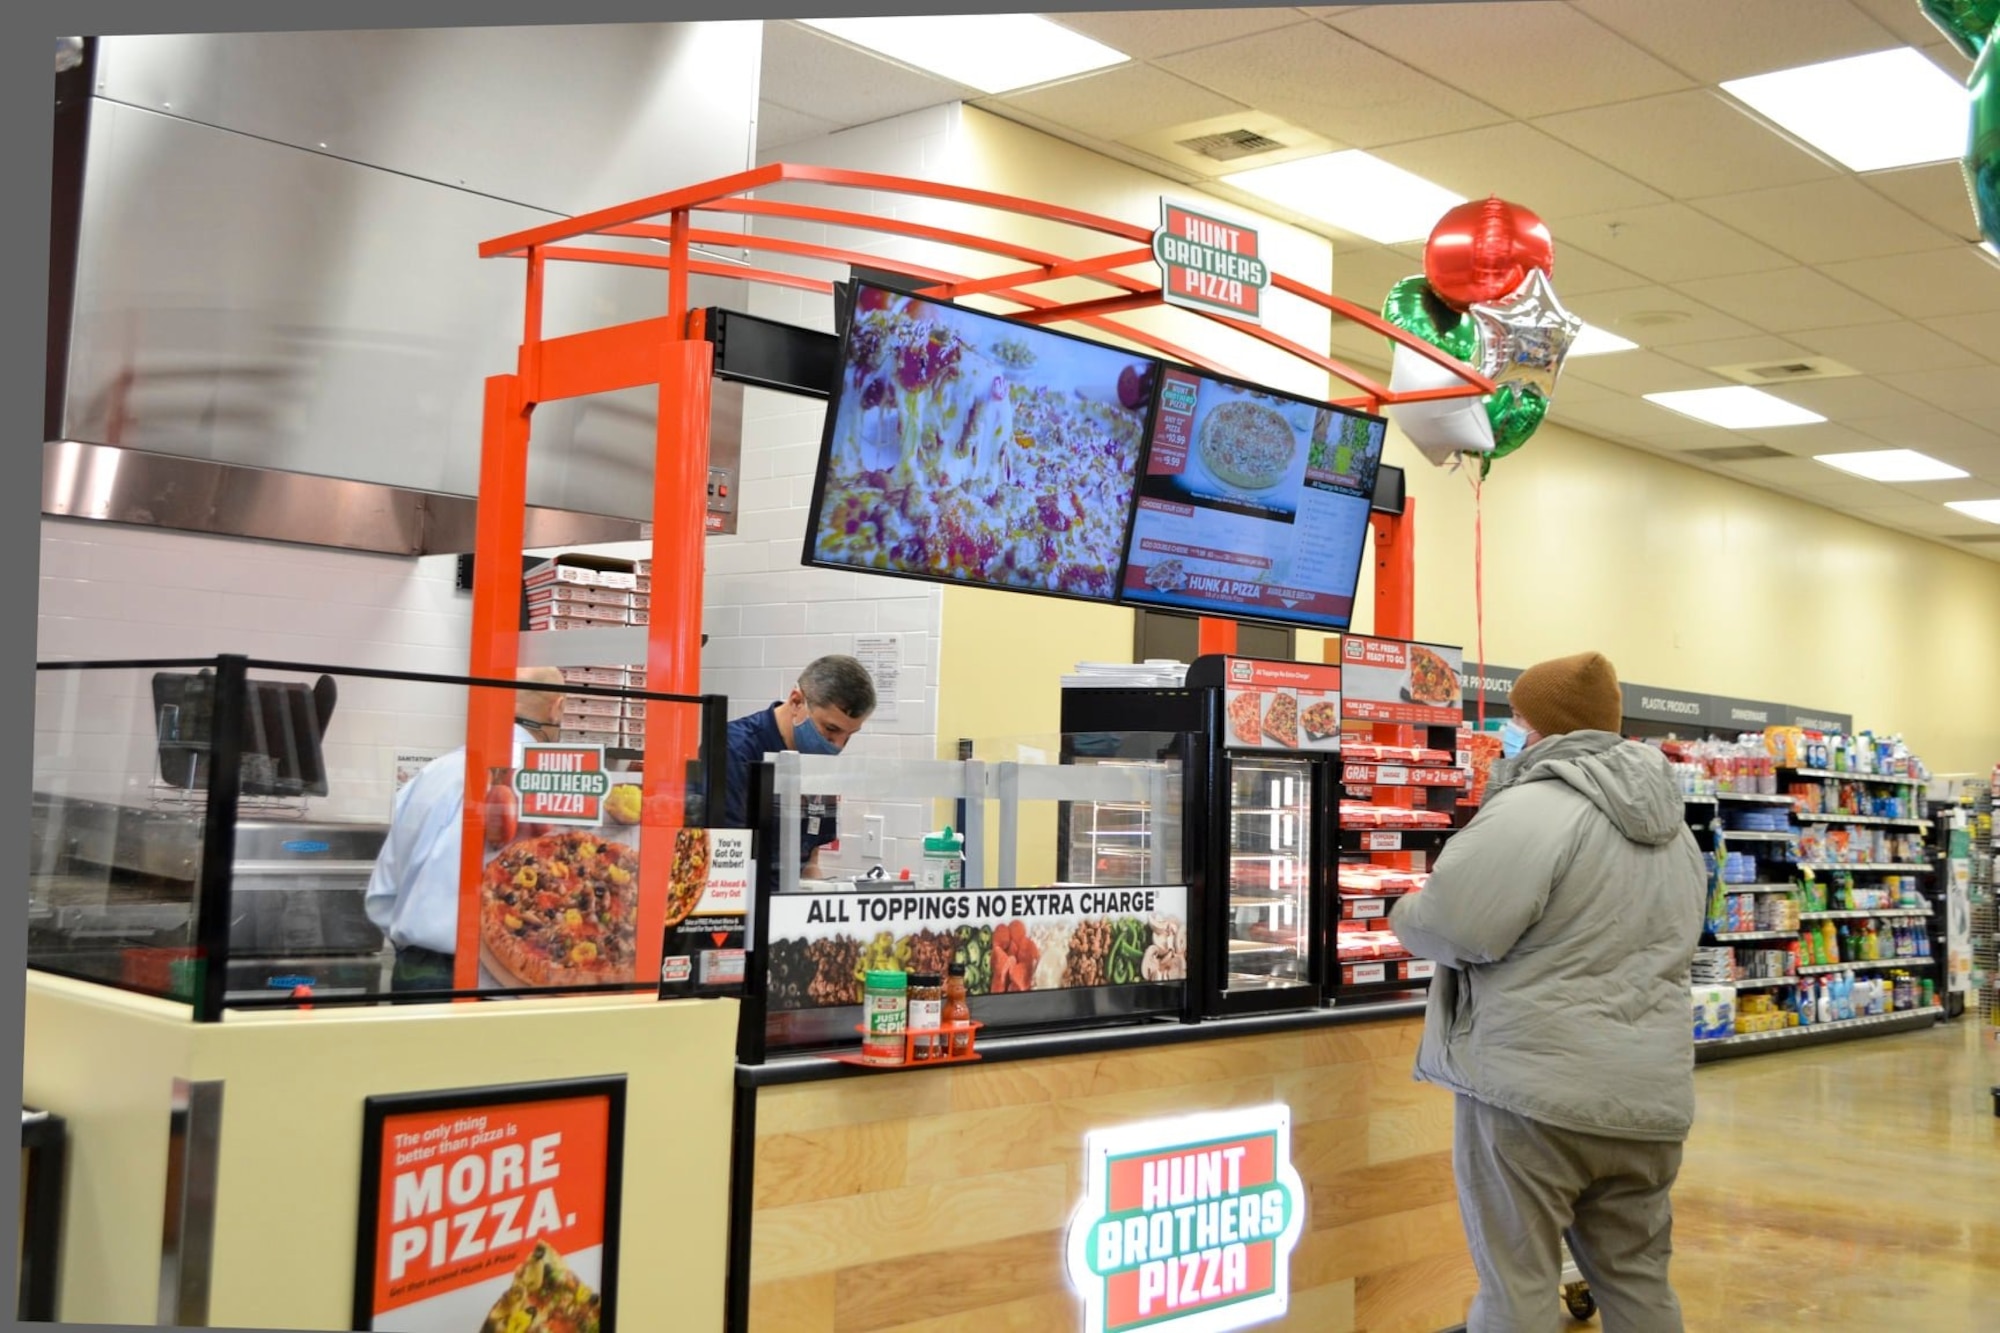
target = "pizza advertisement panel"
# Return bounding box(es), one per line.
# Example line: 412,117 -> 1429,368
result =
658,829 -> 754,999
1119,368 -> 1386,630
1338,636 -> 1467,727
804,281 -> 1161,604
1220,657 -> 1341,752
353,1078 -> 626,1333
762,885 -> 1190,1010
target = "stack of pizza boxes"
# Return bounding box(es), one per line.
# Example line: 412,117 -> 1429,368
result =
525,554 -> 649,754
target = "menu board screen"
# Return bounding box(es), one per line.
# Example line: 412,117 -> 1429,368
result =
804,283 -> 1160,603
1118,367 -> 1385,629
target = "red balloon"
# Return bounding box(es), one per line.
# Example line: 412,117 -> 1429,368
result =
1423,197 -> 1555,312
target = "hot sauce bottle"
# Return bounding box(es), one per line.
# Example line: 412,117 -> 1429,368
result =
942,961 -> 972,1057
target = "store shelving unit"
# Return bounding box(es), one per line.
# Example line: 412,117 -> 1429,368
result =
1691,764 -> 1944,1063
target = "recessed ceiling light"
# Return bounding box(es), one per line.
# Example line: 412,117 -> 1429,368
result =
798,15 -> 1128,95
1221,152 -> 1464,244
1814,449 -> 1969,482
1720,48 -> 1967,172
1643,387 -> 1826,429
1946,498 -> 2000,524
1568,324 -> 1638,357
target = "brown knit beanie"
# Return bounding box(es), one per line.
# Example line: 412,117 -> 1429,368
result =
1510,651 -> 1623,737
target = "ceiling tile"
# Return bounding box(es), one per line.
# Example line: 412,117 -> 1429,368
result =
1656,333 -> 1814,372
1156,22 -> 1511,148
1568,0 -> 1903,83
1862,162 -> 1989,243
1672,267 -> 1900,333
1545,393 -> 1700,440
1764,375 -> 1934,421
1328,244 -> 1429,307
1789,320 -> 1986,374
1533,90 -> 1838,200
1044,9 -> 1308,60
997,64 -> 1247,143
762,23 -> 964,124
1716,455 -> 1887,493
1561,347 -> 1730,397
1323,2 -> 1694,118
1551,204 -> 1794,284
1846,0 -> 1965,49
1919,39 -> 1978,81
1850,410 -> 2000,455
1738,421 -> 1901,456
1692,179 -> 1961,266
1375,123 -> 1666,219
1545,245 -> 1652,297
1881,365 -> 2000,415
1930,309 -> 2000,358
756,100 -> 843,152
1818,248 -> 2000,319
1567,284 -> 1761,346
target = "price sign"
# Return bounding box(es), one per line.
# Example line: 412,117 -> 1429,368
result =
1405,960 -> 1436,980
1346,899 -> 1387,920
1349,963 -> 1387,985
1364,832 -> 1402,851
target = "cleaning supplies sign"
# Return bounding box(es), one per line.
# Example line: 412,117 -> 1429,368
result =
353,1077 -> 626,1332
1065,1104 -> 1306,1333
514,744 -> 613,827
1154,200 -> 1269,323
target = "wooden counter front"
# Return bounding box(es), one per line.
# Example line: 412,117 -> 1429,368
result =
744,1013 -> 1475,1332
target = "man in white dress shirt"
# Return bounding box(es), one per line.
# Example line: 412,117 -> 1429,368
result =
366,666 -> 567,993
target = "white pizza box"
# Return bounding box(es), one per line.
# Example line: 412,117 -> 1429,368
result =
527,583 -> 633,610
561,696 -> 624,721
561,728 -> 624,748
528,606 -> 629,629
526,558 -> 638,591
634,559 -> 652,574
635,574 -> 651,593
561,667 -> 628,687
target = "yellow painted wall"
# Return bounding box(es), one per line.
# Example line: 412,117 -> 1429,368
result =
938,108 -> 2000,777
23,974 -> 737,1331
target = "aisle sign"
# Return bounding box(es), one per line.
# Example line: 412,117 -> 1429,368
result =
353,1078 -> 627,1333
1065,1103 -> 1306,1333
1154,200 -> 1269,323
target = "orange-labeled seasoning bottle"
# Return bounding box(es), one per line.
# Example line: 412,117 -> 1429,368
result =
942,961 -> 972,1057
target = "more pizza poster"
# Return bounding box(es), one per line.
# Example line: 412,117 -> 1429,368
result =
1337,636 -> 1465,728
353,1077 -> 626,1333
1218,656 -> 1341,753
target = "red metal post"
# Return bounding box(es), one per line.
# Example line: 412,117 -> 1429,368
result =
1197,618 -> 1239,657
457,373 -> 533,990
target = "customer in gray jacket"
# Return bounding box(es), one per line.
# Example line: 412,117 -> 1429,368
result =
1389,651 -> 1707,1333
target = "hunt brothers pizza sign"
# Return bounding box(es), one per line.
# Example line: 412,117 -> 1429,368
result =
1154,201 -> 1270,324
515,744 -> 612,827
1066,1105 -> 1306,1333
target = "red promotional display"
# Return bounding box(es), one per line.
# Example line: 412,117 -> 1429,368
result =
354,1078 -> 627,1333
1216,656 -> 1342,753
1338,636 -> 1466,728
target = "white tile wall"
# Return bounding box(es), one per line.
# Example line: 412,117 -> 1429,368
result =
36,516 -> 475,822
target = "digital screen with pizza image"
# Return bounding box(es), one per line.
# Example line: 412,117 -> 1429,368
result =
1120,367 -> 1386,630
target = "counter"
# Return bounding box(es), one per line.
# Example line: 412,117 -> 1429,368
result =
733,1003 -> 1477,1333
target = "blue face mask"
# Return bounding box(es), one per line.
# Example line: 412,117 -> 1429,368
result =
1500,720 -> 1529,759
793,710 -> 842,756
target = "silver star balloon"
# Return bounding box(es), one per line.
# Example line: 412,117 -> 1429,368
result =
1468,267 -> 1582,403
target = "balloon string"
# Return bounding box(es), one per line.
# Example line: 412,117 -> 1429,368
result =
1472,466 -> 1486,730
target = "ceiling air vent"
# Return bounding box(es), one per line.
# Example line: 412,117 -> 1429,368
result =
1175,128 -> 1288,162
1712,356 -> 1858,386
1684,444 -> 1790,463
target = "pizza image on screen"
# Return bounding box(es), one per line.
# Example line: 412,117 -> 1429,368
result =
1301,699 -> 1341,741
481,832 -> 640,986
1262,692 -> 1300,748
480,1241 -> 602,1333
1227,691 -> 1264,746
1404,646 -> 1460,706
662,829 -> 710,930
1198,399 -> 1297,491
1144,557 -> 1189,592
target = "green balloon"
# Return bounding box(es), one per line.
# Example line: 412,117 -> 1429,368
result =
1920,0 -> 1999,58
1479,385 -> 1548,478
1970,23 -> 2000,247
1381,275 -> 1478,363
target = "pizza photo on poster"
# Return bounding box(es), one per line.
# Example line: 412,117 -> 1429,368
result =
477,745 -> 644,991
352,1077 -> 626,1333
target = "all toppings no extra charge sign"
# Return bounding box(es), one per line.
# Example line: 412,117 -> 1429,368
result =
353,1077 -> 627,1333
1066,1104 -> 1306,1333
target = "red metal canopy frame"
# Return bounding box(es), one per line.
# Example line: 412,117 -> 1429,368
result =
456,162 -> 1491,991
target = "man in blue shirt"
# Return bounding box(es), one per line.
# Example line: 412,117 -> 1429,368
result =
365,666 -> 567,993
722,654 -> 877,882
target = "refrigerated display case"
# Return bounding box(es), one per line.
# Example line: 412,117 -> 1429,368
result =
1223,754 -> 1317,1001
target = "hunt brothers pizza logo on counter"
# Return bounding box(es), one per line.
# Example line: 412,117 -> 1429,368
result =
353,1077 -> 627,1333
1066,1105 -> 1307,1333
1154,200 -> 1270,324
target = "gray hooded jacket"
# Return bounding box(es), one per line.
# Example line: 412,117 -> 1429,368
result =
1388,730 -> 1708,1142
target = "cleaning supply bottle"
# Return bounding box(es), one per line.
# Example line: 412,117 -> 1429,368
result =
1816,978 -> 1832,1025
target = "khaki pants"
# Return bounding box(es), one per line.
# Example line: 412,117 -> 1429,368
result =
1453,1094 -> 1685,1333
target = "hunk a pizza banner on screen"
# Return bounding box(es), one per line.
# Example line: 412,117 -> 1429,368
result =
1221,656 -> 1341,754
1154,200 -> 1270,323
354,1077 -> 626,1333
1066,1104 -> 1307,1333
1339,635 -> 1466,728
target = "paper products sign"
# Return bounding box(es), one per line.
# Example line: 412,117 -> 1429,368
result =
1065,1104 -> 1306,1333
354,1079 -> 626,1332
